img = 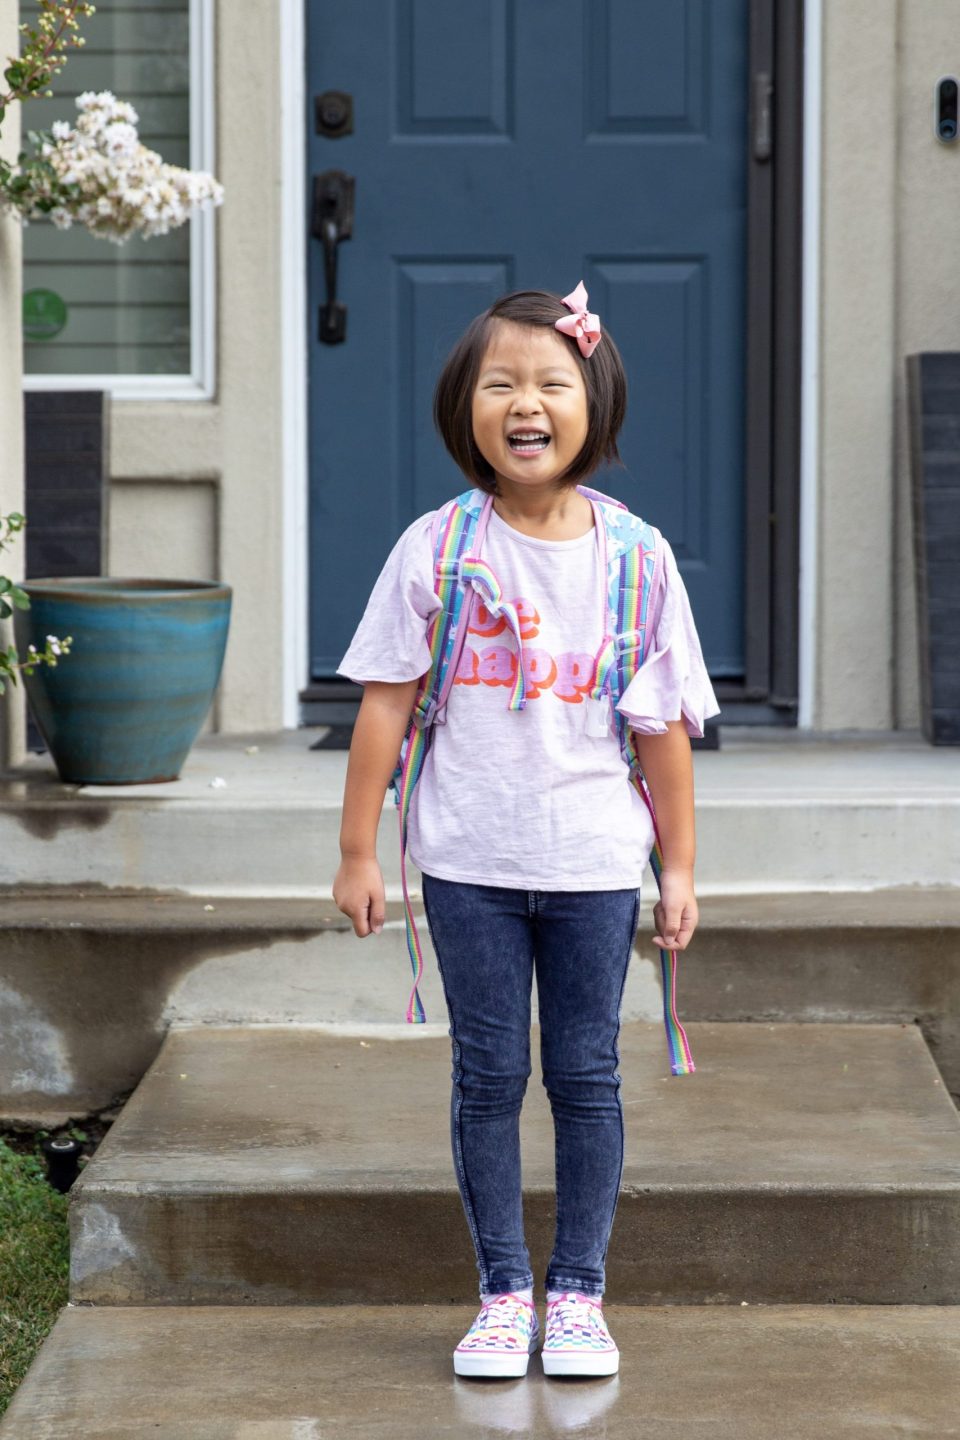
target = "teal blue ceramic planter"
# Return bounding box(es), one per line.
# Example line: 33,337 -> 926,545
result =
14,578 -> 232,784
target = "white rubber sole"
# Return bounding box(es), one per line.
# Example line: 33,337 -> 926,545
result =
453,1332 -> 540,1378
541,1347 -> 620,1377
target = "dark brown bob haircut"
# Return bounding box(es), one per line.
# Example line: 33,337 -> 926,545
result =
432,288 -> 627,495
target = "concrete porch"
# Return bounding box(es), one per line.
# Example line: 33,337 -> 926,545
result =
3,727 -> 960,1436
1,724 -> 958,895
2,725 -> 960,1124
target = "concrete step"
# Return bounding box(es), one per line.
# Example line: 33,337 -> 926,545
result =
67,1020 -> 960,1307
5,887 -> 960,1124
3,1302 -> 960,1439
2,728 -> 959,894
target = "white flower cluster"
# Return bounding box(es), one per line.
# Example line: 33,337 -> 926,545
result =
11,89 -> 223,242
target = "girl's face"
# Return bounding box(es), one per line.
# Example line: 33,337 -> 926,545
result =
471,319 -> 590,492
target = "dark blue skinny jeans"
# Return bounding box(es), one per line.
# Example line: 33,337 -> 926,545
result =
420,872 -> 641,1300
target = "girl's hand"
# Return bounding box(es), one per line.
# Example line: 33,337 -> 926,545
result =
651,867 -> 699,952
333,855 -> 386,938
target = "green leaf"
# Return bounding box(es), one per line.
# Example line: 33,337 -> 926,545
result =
0,601 -> 11,619
11,589 -> 31,609
0,578 -> 10,594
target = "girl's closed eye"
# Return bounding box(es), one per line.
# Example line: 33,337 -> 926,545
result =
467,320 -> 593,486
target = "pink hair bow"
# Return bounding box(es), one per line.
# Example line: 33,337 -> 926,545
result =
554,280 -> 602,358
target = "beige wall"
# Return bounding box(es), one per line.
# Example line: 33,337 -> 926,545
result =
817,0 -> 960,731
816,0 -> 898,730
893,0 -> 960,729
0,0 -> 25,768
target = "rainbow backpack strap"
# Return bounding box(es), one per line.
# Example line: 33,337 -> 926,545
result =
388,489 -> 489,1023
592,500 -> 696,1077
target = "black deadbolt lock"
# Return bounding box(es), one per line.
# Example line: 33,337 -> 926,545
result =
316,90 -> 354,138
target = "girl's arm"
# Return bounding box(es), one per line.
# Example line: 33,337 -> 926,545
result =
630,720 -> 699,952
334,678 -> 419,937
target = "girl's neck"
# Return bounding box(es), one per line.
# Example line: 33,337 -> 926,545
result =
490,479 -> 594,540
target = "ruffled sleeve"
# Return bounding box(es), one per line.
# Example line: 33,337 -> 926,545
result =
337,511 -> 443,684
614,535 -> 721,738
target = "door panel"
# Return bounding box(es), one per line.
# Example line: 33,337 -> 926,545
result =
307,0 -> 747,677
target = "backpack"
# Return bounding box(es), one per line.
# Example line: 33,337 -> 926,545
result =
388,483 -> 696,1077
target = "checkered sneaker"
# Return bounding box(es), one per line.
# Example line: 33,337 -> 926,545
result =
541,1291 -> 620,1377
453,1292 -> 540,1378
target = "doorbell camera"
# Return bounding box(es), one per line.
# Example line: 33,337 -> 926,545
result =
935,75 -> 959,142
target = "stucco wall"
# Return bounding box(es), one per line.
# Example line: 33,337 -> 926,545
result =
816,0 -> 898,730
817,0 -> 960,732
0,0 -> 25,769
893,0 -> 960,729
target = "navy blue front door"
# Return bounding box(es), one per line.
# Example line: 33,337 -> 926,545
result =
307,1 -> 748,679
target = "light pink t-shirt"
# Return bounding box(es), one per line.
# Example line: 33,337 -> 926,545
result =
338,500 -> 721,890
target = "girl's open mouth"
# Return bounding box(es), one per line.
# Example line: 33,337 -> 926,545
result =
507,432 -> 551,454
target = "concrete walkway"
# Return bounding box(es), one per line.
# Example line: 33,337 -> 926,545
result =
3,1302 -> 959,1439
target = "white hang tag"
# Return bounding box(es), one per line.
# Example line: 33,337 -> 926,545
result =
584,693 -> 612,737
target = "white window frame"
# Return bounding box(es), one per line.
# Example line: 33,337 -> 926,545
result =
798,0 -> 822,729
22,0 -> 217,401
280,0 -> 308,725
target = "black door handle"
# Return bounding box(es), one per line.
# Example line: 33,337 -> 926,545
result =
311,169 -> 355,344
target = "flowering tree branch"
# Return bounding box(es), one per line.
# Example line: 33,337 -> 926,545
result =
2,90 -> 224,241
2,6 -> 223,241
0,1 -> 94,127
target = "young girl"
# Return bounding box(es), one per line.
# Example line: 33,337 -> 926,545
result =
333,283 -> 720,1380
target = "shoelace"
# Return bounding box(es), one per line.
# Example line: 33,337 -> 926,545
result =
459,1293 -> 535,1347
547,1290 -> 602,1312
545,1292 -> 613,1347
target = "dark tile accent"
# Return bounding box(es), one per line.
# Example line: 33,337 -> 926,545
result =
906,353 -> 960,744
22,391 -> 109,752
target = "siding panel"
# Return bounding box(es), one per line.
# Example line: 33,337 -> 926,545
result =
20,0 -> 192,378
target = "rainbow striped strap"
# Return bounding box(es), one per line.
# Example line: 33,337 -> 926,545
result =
394,495 -> 486,1023
453,557 -> 528,710
392,489 -> 695,1077
397,723 -> 429,1022
629,756 -> 696,1075
607,525 -> 696,1076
